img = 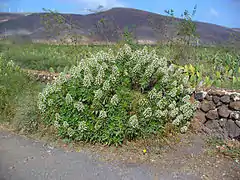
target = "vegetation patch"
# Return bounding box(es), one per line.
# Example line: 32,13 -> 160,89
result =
207,137 -> 240,163
38,44 -> 197,145
0,55 -> 43,133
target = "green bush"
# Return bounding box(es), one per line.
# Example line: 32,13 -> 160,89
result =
38,44 -> 197,145
0,55 -> 42,133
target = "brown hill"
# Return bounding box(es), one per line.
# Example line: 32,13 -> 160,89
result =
0,7 -> 239,45
0,12 -> 25,23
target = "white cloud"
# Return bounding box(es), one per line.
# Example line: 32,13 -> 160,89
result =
63,0 -> 126,9
210,8 -> 219,17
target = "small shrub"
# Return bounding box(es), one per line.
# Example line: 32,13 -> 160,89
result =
38,44 -> 197,145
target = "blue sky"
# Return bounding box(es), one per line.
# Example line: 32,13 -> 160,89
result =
0,0 -> 240,28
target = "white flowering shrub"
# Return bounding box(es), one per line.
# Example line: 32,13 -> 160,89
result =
38,45 -> 196,145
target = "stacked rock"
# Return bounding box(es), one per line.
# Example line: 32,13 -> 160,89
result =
194,90 -> 240,140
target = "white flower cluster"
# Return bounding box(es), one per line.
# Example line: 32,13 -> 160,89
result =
63,121 -> 69,128
95,66 -> 105,85
157,98 -> 167,110
110,94 -> 119,106
65,93 -> 73,105
180,103 -> 194,120
169,108 -> 179,118
78,121 -> 87,133
109,65 -> 119,84
168,101 -> 176,110
48,99 -> 54,106
6,60 -> 15,68
67,127 -> 75,137
102,80 -> 110,91
94,89 -> 103,100
74,101 -> 84,112
172,114 -> 184,126
129,115 -> 139,128
138,98 -> 148,107
182,95 -> 191,103
154,109 -> 168,118
83,68 -> 93,87
117,44 -> 132,57
99,110 -> 107,119
148,88 -> 157,100
55,113 -> 61,121
168,87 -> 177,98
143,107 -> 152,118
180,122 -> 191,133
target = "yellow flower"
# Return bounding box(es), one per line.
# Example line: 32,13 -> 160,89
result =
143,149 -> 147,154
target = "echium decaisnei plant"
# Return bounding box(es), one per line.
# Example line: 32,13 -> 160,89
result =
38,44 -> 197,145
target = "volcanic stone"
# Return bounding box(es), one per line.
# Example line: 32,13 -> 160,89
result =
205,94 -> 213,101
209,90 -> 225,96
194,92 -> 206,101
229,101 -> 240,111
206,109 -> 219,120
219,118 -> 227,128
212,96 -> 220,104
230,111 -> 240,120
220,95 -> 230,104
236,121 -> 240,128
216,101 -> 223,107
201,101 -> 215,112
218,106 -> 231,118
226,120 -> 240,138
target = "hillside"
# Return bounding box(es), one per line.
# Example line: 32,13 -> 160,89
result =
0,7 -> 239,45
233,28 -> 240,32
0,12 -> 26,23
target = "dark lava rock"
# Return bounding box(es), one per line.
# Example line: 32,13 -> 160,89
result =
205,120 -> 220,129
206,109 -> 219,120
230,111 -> 240,120
226,119 -> 240,139
205,94 -> 213,101
216,101 -> 223,107
229,101 -> 240,111
194,110 -> 207,123
209,90 -> 225,96
218,106 -> 231,118
212,96 -> 220,104
220,95 -> 230,104
219,118 -> 227,128
236,120 -> 240,128
205,120 -> 225,139
194,92 -> 206,101
200,101 -> 215,112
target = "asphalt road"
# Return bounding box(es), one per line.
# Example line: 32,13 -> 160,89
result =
0,130 -> 208,180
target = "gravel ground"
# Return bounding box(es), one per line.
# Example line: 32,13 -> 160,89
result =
0,130 -> 239,180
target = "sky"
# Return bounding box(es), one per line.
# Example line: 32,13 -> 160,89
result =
0,0 -> 239,28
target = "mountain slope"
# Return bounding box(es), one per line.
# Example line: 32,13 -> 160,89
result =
0,12 -> 25,23
0,7 -> 239,44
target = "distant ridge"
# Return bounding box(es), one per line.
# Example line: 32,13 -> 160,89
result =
0,7 -> 239,45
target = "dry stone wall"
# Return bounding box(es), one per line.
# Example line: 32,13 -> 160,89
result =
24,69 -> 69,83
194,89 -> 240,140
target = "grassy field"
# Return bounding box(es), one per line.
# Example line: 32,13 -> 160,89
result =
1,41 -> 240,89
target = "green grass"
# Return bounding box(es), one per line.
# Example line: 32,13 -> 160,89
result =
0,56 -> 45,133
1,41 -> 239,89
